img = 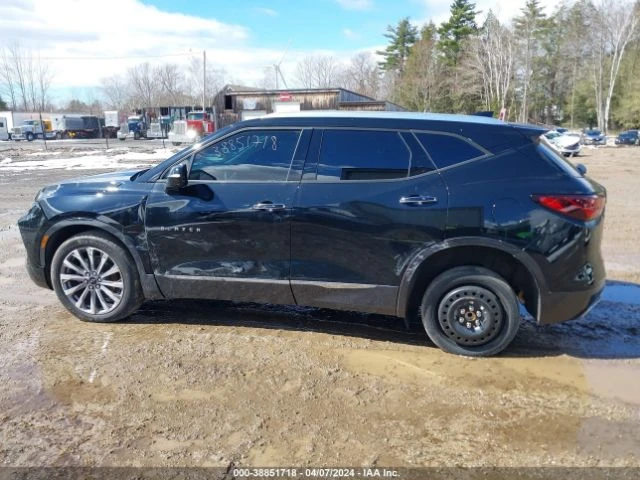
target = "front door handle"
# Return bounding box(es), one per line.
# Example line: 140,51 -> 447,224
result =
399,195 -> 438,206
252,201 -> 286,212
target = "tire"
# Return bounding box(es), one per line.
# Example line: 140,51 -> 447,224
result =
50,230 -> 143,323
55,131 -> 62,140
119,137 -> 125,141
134,131 -> 140,140
26,132 -> 34,142
420,266 -> 521,357
172,142 -> 181,146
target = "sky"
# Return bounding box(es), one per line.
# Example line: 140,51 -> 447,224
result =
0,0 -> 559,105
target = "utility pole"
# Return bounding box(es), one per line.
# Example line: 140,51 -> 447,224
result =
202,50 -> 206,110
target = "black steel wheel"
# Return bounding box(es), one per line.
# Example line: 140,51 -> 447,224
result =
51,230 -> 143,322
421,266 -> 521,357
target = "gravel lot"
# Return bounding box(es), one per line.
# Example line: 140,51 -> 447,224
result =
0,140 -> 639,468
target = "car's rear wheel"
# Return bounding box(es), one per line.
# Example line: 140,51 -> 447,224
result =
51,231 -> 143,322
421,266 -> 521,357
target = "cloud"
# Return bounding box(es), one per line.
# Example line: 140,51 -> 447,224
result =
255,7 -> 278,17
342,28 -> 361,40
335,0 -> 374,11
0,0 -> 261,93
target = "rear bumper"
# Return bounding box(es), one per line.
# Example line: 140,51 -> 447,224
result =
538,279 -> 605,325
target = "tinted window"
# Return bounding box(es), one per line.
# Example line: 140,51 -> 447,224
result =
400,132 -> 437,176
189,129 -> 301,182
415,132 -> 485,169
317,129 -> 409,181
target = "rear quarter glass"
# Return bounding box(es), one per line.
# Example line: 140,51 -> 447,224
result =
536,141 -> 582,177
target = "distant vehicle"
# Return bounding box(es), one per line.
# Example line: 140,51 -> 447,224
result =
11,119 -> 56,141
614,129 -> 639,145
0,117 -> 10,140
543,130 -> 582,156
168,110 -> 216,145
582,128 -> 607,145
146,115 -> 172,139
117,115 -> 147,141
51,115 -> 101,139
103,111 -> 120,138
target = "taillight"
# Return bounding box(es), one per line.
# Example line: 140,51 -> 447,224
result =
532,194 -> 606,221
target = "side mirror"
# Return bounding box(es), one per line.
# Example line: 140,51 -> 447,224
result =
166,164 -> 188,192
576,163 -> 587,175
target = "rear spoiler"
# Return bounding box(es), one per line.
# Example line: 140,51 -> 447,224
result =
509,123 -> 548,141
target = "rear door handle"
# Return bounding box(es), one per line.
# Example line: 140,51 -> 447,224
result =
399,195 -> 438,206
252,201 -> 286,212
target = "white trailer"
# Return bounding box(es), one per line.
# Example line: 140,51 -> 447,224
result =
0,116 -> 9,141
103,110 -> 120,138
0,111 -> 15,135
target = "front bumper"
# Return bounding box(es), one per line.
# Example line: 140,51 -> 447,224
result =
18,202 -> 50,290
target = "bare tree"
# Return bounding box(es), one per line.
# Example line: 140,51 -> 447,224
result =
339,52 -> 380,98
0,43 -> 53,112
588,0 -> 639,132
127,62 -> 158,108
100,75 -> 130,110
187,57 -> 226,107
470,12 -> 514,113
295,55 -> 340,88
156,63 -> 184,105
0,48 -> 17,109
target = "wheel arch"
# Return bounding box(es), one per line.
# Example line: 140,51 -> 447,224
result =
397,238 -> 545,324
41,218 -> 162,299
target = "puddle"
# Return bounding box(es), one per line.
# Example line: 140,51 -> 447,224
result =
602,281 -> 640,305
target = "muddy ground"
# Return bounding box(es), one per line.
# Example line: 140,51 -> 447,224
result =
0,142 -> 639,468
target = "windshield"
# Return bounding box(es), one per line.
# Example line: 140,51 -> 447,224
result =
585,129 -> 601,135
188,112 -> 205,120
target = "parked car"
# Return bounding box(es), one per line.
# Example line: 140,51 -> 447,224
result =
18,112 -> 607,357
582,128 -> 607,145
614,129 -> 639,145
543,130 -> 582,156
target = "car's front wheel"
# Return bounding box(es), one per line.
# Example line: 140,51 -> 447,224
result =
50,231 -> 143,322
421,266 -> 521,357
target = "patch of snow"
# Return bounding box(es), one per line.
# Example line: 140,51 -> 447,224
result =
26,151 -> 63,156
0,158 -> 11,164
0,148 -> 176,171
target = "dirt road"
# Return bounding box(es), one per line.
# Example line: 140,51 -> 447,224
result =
0,143 -> 639,468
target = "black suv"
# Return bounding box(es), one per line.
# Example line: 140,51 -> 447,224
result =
18,112 -> 606,356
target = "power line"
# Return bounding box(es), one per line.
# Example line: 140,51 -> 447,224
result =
14,52 -> 198,61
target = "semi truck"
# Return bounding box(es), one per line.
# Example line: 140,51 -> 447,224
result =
168,110 -> 216,145
145,115 -> 172,139
11,119 -> 56,141
117,115 -> 148,140
103,111 -> 121,138
51,115 -> 101,139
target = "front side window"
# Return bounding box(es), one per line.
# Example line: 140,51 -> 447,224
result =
189,129 -> 301,182
317,129 -> 410,181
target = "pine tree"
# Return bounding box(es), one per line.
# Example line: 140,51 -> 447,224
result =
513,0 -> 546,123
0,95 -> 6,110
377,18 -> 418,74
437,0 -> 479,67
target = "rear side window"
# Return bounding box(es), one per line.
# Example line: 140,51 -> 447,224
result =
317,129 -> 410,181
415,132 -> 486,169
